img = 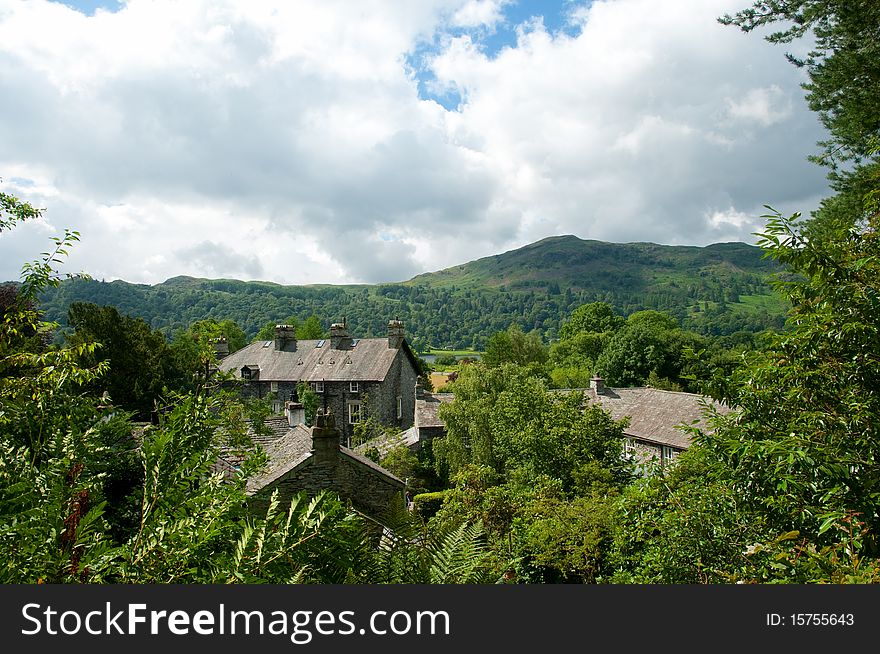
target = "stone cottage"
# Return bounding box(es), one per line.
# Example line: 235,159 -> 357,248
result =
583,376 -> 731,467
245,412 -> 405,520
218,320 -> 421,444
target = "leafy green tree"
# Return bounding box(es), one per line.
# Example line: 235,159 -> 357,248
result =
704,208 -> 880,550
66,303 -> 180,419
434,363 -> 631,491
482,324 -> 548,368
297,315 -> 325,339
559,302 -> 624,340
296,381 -> 319,426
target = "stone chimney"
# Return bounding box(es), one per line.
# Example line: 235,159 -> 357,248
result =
329,320 -> 350,349
274,324 -> 296,352
387,319 -> 405,349
310,411 -> 340,465
285,401 -> 305,427
590,375 -> 605,395
211,336 -> 229,360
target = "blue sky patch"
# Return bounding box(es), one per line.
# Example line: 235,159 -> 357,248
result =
51,0 -> 122,16
409,0 -> 587,110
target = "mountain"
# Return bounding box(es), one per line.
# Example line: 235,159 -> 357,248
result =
408,235 -> 777,292
36,236 -> 787,350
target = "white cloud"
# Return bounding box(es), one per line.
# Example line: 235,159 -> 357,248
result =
0,0 -> 829,286
450,0 -> 510,28
726,85 -> 793,126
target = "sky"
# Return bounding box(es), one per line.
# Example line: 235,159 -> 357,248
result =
0,0 -> 829,285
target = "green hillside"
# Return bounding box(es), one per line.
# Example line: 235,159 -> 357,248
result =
36,236 -> 787,350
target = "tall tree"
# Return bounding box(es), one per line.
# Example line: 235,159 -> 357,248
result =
66,303 -> 178,419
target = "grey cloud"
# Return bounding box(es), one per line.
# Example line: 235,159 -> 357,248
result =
175,240 -> 264,279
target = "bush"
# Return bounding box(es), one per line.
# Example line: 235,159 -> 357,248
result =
412,491 -> 448,519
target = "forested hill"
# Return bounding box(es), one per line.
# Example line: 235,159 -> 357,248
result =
37,236 -> 787,350
408,235 -> 777,291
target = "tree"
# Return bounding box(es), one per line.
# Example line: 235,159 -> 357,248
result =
297,315 -> 325,339
188,318 -> 247,353
559,302 -> 624,340
481,324 -> 548,368
434,363 -> 631,491
66,303 -> 180,419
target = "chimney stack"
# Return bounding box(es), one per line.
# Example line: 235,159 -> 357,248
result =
329,320 -> 350,349
285,401 -> 305,427
387,319 -> 405,349
310,411 -> 340,465
590,375 -> 605,395
211,336 -> 229,359
274,324 -> 297,352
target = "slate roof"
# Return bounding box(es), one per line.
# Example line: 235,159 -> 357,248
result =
581,387 -> 731,450
218,338 -> 419,383
353,426 -> 421,459
246,423 -> 404,495
250,416 -> 294,447
416,393 -> 454,429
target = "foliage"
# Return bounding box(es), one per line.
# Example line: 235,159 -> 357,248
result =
698,208 -> 880,549
379,445 -> 444,496
559,302 -> 625,340
66,303 -> 183,419
411,491 -> 448,520
435,364 -> 631,491
608,448 -> 766,583
254,314 -> 326,342
481,324 -> 548,368
433,353 -> 457,366
357,495 -> 495,584
296,381 -> 319,426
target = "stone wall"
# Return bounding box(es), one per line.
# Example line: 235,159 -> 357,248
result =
251,454 -> 404,519
625,437 -> 681,473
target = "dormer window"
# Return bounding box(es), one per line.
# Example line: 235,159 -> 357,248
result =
240,365 -> 259,381
350,382 -> 359,393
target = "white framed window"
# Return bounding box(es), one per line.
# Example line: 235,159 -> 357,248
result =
624,438 -> 636,457
348,401 -> 361,424
272,401 -> 281,414
350,382 -> 359,393
662,446 -> 677,464
397,396 -> 402,419
270,381 -> 279,393
313,381 -> 324,393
